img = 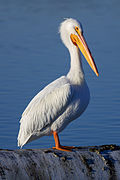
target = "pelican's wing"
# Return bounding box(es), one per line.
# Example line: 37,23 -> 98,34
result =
18,76 -> 73,147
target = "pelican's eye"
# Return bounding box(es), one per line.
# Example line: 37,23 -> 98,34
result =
75,26 -> 79,33
75,26 -> 81,36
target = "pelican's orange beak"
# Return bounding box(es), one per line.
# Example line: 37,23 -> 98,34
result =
70,27 -> 99,77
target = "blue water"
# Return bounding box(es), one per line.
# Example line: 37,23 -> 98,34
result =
0,0 -> 120,149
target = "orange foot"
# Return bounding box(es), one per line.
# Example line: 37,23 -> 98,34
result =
52,145 -> 75,152
52,131 -> 75,152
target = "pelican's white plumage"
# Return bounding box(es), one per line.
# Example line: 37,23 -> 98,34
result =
18,18 -> 98,150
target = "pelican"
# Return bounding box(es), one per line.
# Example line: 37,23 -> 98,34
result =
18,18 -> 99,151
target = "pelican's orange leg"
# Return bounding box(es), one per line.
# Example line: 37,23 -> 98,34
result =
52,131 -> 75,152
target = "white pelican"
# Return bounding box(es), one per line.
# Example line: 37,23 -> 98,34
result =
18,18 -> 99,151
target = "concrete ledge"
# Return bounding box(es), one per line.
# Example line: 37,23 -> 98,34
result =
0,144 -> 120,180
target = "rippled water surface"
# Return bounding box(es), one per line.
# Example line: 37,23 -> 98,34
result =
0,0 -> 120,149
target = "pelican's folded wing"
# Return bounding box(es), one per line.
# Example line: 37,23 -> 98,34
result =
18,76 -> 73,147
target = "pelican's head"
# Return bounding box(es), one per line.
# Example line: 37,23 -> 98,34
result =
59,18 -> 99,76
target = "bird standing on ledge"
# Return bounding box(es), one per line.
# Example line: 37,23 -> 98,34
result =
18,18 -> 99,151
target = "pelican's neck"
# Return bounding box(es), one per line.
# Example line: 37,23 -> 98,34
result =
67,46 -> 84,84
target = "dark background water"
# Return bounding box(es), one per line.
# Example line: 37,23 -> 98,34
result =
0,0 -> 120,149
